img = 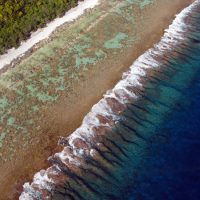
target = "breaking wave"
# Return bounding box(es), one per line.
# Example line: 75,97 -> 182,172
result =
20,0 -> 200,199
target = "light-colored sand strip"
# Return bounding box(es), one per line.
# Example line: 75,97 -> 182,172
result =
19,1 -> 199,199
0,0 -> 99,70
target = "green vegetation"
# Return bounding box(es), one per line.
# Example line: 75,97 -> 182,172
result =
0,0 -> 79,54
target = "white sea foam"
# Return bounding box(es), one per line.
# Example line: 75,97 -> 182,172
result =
56,150 -> 81,166
32,170 -> 54,191
20,1 -> 199,199
54,0 -> 196,165
0,0 -> 99,70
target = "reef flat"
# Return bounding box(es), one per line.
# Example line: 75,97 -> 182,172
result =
20,0 -> 200,199
0,0 -> 194,199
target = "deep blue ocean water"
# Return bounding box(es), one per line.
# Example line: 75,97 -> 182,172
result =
126,74 -> 200,200
19,1 -> 200,199
125,8 -> 200,200
53,2 -> 200,199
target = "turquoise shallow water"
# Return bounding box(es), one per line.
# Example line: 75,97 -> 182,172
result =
20,1 -> 200,199
124,10 -> 200,200
125,72 -> 200,200
123,5 -> 200,200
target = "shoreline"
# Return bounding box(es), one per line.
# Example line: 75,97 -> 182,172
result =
0,0 -> 99,71
0,0 -> 194,199
20,0 -> 200,198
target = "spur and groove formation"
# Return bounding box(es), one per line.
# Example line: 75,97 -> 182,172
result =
20,1 -> 200,199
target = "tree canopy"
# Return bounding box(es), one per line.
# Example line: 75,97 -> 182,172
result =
0,0 -> 79,54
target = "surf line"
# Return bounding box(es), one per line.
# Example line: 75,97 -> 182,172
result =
19,0 -> 200,199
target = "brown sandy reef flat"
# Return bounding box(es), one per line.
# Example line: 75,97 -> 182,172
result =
0,0 -> 194,199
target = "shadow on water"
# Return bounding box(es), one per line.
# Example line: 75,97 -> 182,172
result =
19,1 -> 200,199
123,15 -> 200,200
125,72 -> 200,200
